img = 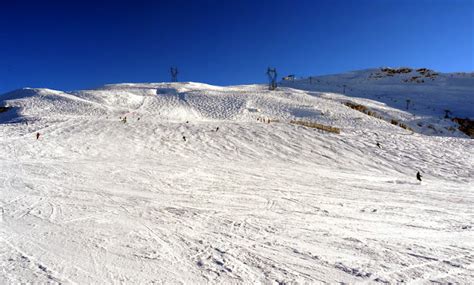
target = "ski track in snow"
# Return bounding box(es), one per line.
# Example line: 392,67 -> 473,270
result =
0,76 -> 473,284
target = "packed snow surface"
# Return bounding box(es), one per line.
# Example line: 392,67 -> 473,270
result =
0,69 -> 473,283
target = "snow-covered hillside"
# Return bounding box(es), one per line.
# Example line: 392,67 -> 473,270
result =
0,73 -> 473,283
283,67 -> 474,137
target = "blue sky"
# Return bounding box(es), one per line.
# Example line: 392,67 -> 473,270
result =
0,0 -> 472,93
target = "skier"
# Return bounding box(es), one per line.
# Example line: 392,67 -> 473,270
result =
183,136 -> 186,142
36,132 -> 40,140
216,127 -> 219,132
376,142 -> 381,148
416,171 -> 422,182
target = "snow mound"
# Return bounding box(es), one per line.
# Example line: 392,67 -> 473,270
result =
3,72 -> 472,137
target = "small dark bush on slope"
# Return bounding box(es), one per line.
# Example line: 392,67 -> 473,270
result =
452,117 -> 474,138
0,106 -> 12,113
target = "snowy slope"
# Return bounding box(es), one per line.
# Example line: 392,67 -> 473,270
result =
0,78 -> 473,284
282,68 -> 474,137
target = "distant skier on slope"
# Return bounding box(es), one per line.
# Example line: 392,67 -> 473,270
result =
183,136 -> 186,142
416,171 -> 422,182
216,127 -> 219,132
376,142 -> 381,148
36,132 -> 40,140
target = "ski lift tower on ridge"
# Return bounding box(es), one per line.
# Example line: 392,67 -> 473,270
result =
170,67 -> 178,82
267,67 -> 277,90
